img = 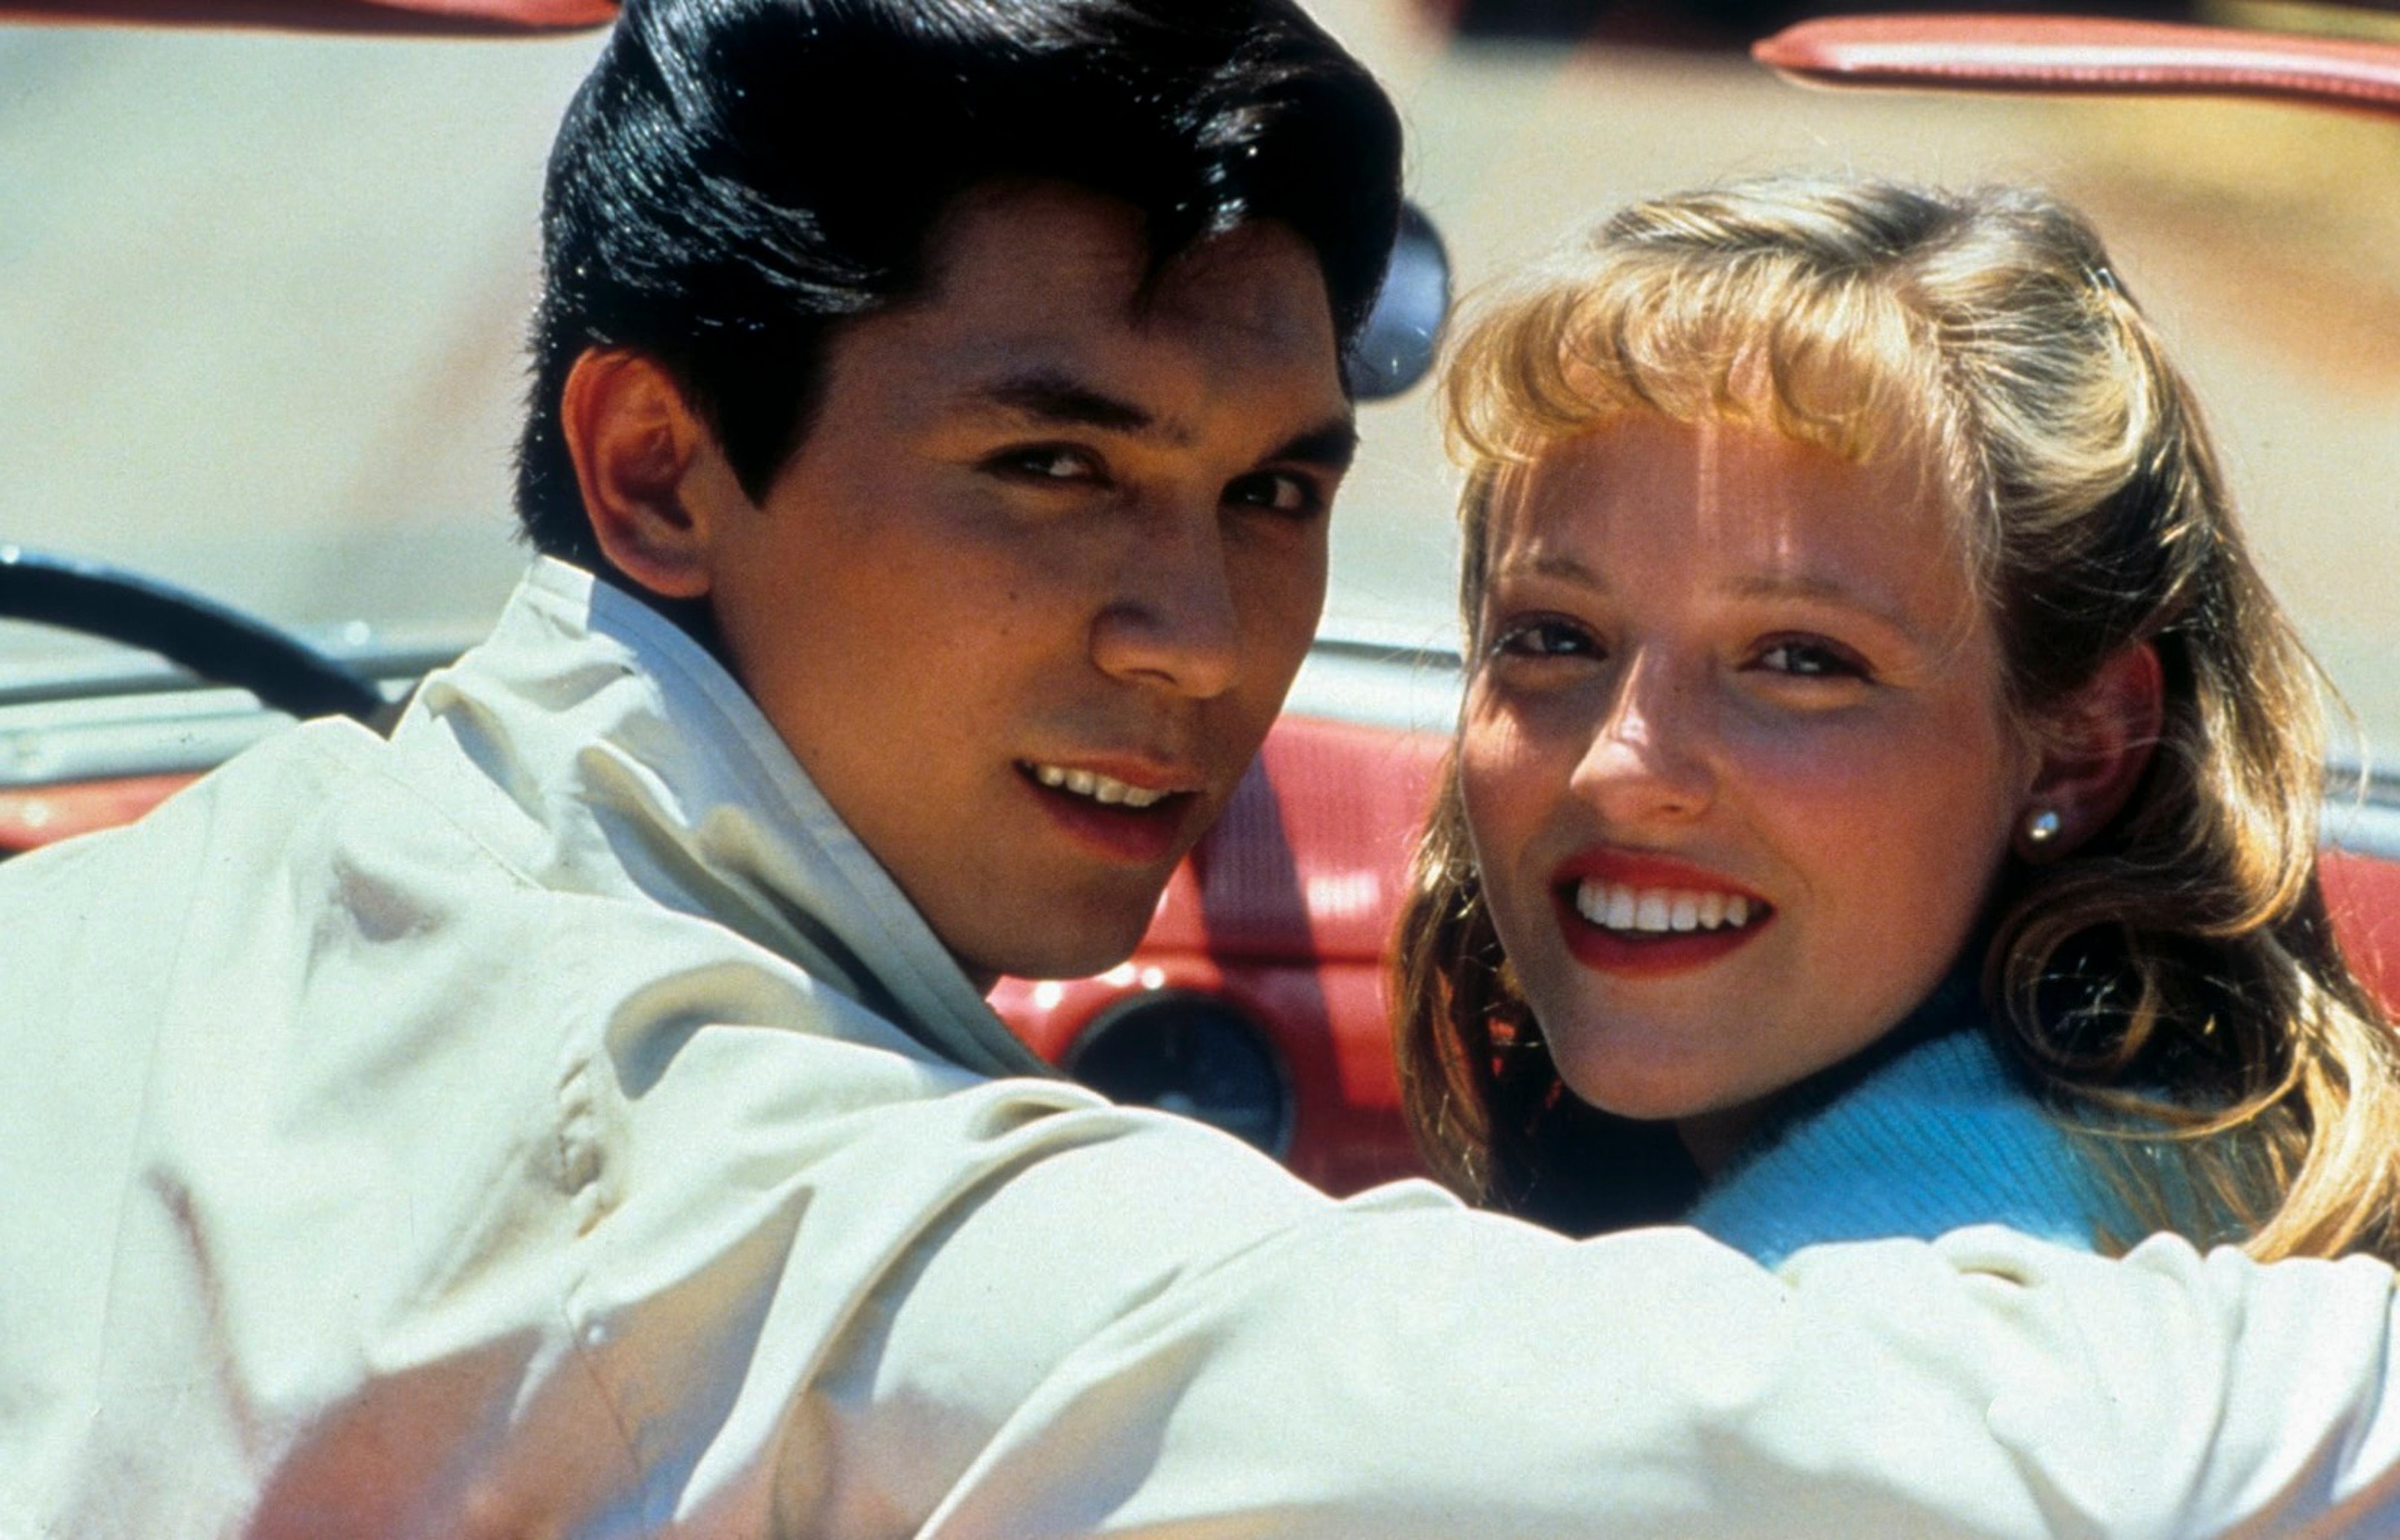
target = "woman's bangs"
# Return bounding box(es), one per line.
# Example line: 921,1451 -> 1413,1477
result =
1449,255 -> 1942,475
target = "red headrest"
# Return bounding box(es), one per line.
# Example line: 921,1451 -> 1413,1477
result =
1755,13 -> 2400,119
0,0 -> 612,33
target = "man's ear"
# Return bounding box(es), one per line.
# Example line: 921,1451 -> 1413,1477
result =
560,349 -> 732,602
2015,640 -> 2166,862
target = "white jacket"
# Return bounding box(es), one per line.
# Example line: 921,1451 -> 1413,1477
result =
5,557 -> 2398,1538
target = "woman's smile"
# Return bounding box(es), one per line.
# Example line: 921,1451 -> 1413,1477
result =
1569,882 -> 1757,936
1550,846 -> 1774,977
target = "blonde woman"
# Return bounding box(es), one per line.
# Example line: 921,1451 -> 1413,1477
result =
1395,176 -> 2400,1264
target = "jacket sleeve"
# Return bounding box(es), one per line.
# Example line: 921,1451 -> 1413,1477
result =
558,1006 -> 2400,1539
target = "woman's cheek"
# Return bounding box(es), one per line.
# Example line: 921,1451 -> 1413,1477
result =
1460,699 -> 1563,856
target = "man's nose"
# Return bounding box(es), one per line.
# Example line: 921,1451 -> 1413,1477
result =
1089,507 -> 1241,699
1566,654 -> 1714,824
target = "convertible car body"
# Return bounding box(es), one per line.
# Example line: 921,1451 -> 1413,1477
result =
6,0 -> 2400,1198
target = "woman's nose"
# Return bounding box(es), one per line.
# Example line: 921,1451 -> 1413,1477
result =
1088,508 -> 1241,699
1566,654 -> 1714,824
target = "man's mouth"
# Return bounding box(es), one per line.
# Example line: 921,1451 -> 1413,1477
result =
1022,762 -> 1175,810
1570,880 -> 1763,937
1017,759 -> 1196,865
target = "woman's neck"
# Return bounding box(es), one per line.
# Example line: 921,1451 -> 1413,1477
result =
1674,1104 -> 1765,1179
1672,963 -> 1992,1180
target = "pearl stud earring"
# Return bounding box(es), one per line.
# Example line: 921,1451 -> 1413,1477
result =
2024,808 -> 2062,845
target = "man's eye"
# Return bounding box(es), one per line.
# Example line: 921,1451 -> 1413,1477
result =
986,445 -> 1104,483
1225,470 -> 1326,517
1755,638 -> 1869,681
1489,618 -> 1598,661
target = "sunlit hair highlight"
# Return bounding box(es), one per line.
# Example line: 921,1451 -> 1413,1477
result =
1395,175 -> 2400,1261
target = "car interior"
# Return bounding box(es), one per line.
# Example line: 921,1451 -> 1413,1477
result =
5,0 -> 2398,1192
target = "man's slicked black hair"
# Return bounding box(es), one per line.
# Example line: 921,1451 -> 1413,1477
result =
514,0 -> 1406,566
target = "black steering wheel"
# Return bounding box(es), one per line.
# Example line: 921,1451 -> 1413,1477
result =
0,546 -> 384,723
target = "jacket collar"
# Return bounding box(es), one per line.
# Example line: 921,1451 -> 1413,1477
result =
393,556 -> 1055,1079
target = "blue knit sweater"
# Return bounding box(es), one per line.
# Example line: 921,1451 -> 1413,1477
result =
1684,983 -> 2125,1266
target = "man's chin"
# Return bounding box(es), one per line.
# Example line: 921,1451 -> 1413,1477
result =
952,907 -> 1161,993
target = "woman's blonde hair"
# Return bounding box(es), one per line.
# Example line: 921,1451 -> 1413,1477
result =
1394,175 -> 2400,1261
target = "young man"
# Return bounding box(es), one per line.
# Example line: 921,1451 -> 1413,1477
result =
4,0 -> 2400,1532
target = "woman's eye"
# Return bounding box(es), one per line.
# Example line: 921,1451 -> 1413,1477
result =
1489,618 -> 1598,661
1225,470 -> 1326,518
1755,638 -> 1869,681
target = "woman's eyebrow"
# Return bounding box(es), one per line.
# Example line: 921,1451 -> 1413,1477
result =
1491,556 -> 1927,636
1725,571 -> 1921,638
1496,549 -> 1608,590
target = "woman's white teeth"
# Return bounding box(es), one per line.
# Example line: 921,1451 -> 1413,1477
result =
1575,880 -> 1752,934
1029,763 -> 1168,809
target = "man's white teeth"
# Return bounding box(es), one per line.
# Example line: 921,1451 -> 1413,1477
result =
1575,880 -> 1753,934
1029,763 -> 1168,809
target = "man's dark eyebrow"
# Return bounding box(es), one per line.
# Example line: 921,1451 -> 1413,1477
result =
979,371 -> 1154,434
973,370 -> 1356,473
1274,418 -> 1359,473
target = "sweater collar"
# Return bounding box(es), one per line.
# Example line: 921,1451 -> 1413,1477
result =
394,556 -> 1054,1080
1732,962 -> 2000,1156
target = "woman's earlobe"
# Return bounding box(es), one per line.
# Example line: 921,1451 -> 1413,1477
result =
2016,640 -> 2166,861
560,349 -> 721,601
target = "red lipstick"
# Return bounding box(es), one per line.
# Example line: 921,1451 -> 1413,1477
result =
1550,849 -> 1771,979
